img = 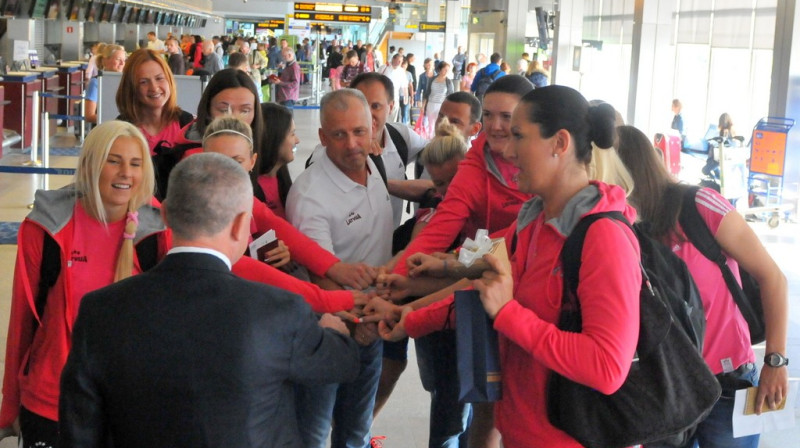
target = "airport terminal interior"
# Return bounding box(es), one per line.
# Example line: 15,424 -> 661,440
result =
0,0 -> 799,446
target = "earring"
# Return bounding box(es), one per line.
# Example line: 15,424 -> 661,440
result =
552,153 -> 559,158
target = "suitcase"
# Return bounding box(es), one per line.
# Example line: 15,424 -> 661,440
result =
410,107 -> 421,126
654,133 -> 682,177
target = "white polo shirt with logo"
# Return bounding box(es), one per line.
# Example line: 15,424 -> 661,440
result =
306,123 -> 428,228
286,149 -> 393,267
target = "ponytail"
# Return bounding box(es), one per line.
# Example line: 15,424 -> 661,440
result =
114,207 -> 139,282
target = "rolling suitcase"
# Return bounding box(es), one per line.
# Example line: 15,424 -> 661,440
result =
654,133 -> 682,177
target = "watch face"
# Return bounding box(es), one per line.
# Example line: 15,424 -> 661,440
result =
766,353 -> 788,367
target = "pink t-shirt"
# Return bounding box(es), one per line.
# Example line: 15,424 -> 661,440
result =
69,202 -> 126,316
257,175 -> 287,219
141,120 -> 184,156
670,187 -> 754,374
490,149 -> 519,189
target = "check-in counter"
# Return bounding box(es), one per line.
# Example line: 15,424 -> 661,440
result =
0,71 -> 42,149
30,67 -> 61,136
47,62 -> 86,123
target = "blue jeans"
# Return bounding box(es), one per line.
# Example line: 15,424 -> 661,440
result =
296,339 -> 383,448
415,331 -> 472,448
649,363 -> 760,448
691,363 -> 760,448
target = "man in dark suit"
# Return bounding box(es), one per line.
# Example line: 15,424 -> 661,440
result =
59,153 -> 360,448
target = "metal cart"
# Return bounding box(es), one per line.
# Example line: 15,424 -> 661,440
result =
743,117 -> 795,228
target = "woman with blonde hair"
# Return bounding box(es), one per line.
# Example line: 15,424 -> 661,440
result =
524,60 -> 550,88
83,44 -> 127,124
0,121 -> 169,447
117,49 -> 194,155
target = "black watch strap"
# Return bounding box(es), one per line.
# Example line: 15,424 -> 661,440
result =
764,352 -> 789,367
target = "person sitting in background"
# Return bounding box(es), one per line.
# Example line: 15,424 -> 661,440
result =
0,121 -> 169,447
117,49 -> 194,156
83,44 -> 126,124
615,124 -> 788,448
165,37 -> 185,76
58,152 -> 361,448
671,98 -> 684,137
704,112 -> 740,178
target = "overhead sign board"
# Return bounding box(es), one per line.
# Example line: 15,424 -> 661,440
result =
419,21 -> 446,32
294,3 -> 371,14
256,19 -> 286,30
293,12 -> 371,23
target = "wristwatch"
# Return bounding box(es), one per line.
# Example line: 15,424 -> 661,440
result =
764,352 -> 789,368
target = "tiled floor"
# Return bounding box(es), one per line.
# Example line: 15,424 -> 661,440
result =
0,107 -> 799,447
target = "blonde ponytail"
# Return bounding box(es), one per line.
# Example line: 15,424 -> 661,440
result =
114,206 -> 139,282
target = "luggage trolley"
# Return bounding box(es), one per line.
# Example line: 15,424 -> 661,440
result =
744,117 -> 795,228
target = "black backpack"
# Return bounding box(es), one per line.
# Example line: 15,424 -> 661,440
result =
679,186 -> 765,344
547,211 -> 718,448
474,67 -> 503,100
149,111 -> 199,201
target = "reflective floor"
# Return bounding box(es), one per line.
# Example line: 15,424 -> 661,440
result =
0,105 -> 798,447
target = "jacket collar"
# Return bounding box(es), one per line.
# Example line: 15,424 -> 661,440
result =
155,252 -> 232,274
517,183 -> 603,238
28,186 -> 166,242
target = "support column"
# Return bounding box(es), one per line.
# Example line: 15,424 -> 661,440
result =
550,0 -> 583,88
627,0 -> 672,128
770,0 -> 800,198
504,0 -> 528,70
444,0 -> 461,62
426,0 -> 442,58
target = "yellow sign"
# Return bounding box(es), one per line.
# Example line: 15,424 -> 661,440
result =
294,3 -> 371,14
256,19 -> 285,29
419,21 -> 446,32
293,12 -> 370,23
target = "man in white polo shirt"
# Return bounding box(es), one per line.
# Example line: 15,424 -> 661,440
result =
286,89 -> 393,448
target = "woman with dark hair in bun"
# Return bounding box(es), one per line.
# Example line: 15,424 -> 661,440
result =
471,85 -> 642,445
384,86 -> 643,446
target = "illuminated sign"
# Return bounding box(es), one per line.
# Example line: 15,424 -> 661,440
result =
419,21 -> 446,32
294,3 -> 371,14
293,12 -> 371,23
256,19 -> 285,29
